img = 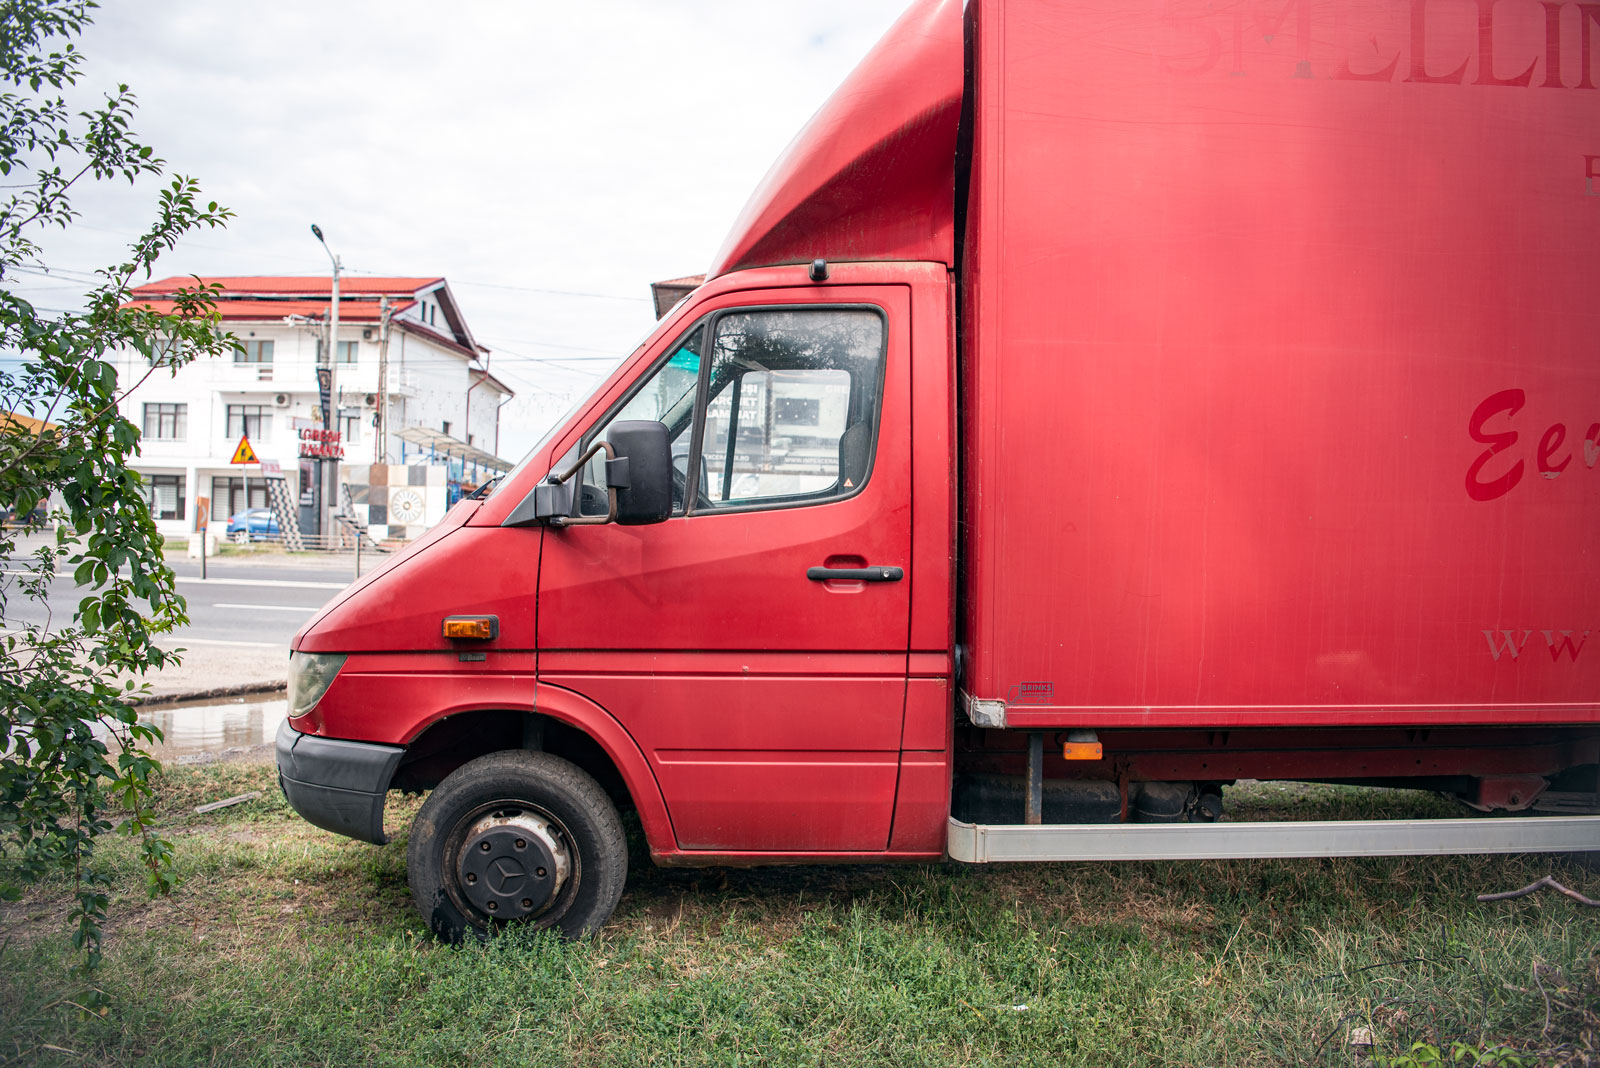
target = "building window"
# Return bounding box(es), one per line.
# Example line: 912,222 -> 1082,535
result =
318,340 -> 358,364
233,340 -> 274,364
226,404 -> 271,442
143,474 -> 185,521
211,477 -> 268,519
142,402 -> 187,440
150,337 -> 183,367
441,421 -> 451,436
339,413 -> 362,445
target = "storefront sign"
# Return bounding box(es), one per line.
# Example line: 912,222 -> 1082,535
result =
299,427 -> 344,459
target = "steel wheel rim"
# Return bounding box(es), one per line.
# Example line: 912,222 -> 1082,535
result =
441,798 -> 583,930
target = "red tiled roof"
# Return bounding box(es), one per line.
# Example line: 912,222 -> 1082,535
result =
124,275 -> 485,357
131,276 -> 442,297
122,298 -> 417,323
652,274 -> 706,288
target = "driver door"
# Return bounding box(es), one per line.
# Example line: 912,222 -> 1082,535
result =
536,286 -> 912,852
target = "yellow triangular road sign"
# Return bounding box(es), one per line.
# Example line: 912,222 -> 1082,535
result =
229,435 -> 259,465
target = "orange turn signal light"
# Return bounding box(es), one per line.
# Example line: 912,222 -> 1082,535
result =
442,615 -> 497,640
1062,741 -> 1103,761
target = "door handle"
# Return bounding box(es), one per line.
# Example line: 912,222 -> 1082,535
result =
806,566 -> 903,582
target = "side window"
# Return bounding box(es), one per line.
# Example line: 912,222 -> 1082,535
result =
697,308 -> 884,510
576,306 -> 884,518
581,326 -> 704,515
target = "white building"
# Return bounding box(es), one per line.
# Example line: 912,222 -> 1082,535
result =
116,275 -> 513,538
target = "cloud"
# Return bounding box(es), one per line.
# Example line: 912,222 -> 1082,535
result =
19,0 -> 909,458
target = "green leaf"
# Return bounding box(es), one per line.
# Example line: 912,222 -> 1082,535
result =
0,0 -> 229,992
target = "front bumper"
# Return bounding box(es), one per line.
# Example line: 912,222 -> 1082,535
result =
275,719 -> 405,845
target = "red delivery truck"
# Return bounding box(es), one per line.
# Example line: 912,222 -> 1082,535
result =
276,0 -> 1600,940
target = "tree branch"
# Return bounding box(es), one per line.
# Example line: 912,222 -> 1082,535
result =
1477,876 -> 1600,907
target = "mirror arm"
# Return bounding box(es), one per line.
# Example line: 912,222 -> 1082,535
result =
545,441 -> 616,527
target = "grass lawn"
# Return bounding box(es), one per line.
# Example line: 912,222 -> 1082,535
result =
2,763 -> 1596,1067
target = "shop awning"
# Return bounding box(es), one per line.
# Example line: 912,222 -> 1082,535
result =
395,427 -> 513,473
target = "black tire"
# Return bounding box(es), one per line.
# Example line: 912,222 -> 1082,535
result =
407,749 -> 627,942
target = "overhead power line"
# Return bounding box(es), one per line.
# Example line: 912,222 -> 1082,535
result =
446,278 -> 650,303
7,264 -> 103,283
338,268 -> 649,304
473,332 -> 629,357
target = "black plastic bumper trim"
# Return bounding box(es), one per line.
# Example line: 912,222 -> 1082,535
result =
275,719 -> 405,845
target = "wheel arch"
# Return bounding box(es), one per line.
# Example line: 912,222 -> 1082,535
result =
391,685 -> 676,856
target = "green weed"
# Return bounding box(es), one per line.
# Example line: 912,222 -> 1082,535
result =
2,765 -> 1596,1067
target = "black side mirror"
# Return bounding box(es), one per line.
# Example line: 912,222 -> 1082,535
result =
608,420 -> 672,525
500,419 -> 674,529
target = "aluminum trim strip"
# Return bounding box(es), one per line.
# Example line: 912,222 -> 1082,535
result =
946,816 -> 1600,864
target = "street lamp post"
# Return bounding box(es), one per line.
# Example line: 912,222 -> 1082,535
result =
311,224 -> 341,543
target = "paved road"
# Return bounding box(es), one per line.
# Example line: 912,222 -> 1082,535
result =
2,545 -> 363,652
2,534 -> 378,695
164,556 -> 363,650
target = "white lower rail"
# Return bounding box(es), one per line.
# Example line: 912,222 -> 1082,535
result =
947,816 -> 1600,863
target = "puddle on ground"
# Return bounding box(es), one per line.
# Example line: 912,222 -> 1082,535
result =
95,693 -> 288,764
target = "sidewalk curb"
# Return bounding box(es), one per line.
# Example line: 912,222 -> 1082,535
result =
131,681 -> 287,708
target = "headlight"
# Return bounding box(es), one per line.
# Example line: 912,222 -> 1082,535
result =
287,651 -> 347,718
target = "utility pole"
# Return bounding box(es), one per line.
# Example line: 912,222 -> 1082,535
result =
375,296 -> 391,464
311,224 -> 342,542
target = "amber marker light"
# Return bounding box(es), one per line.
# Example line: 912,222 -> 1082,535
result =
1062,731 -> 1103,760
442,616 -> 498,640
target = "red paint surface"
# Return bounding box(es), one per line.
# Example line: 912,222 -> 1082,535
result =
888,751 -> 951,853
902,678 -> 951,752
294,501 -> 532,655
959,0 -> 1600,726
537,283 -> 919,851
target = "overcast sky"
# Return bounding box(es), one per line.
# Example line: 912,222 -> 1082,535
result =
12,0 -> 910,459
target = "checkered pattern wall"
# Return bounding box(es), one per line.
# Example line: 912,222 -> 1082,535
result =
339,464 -> 448,542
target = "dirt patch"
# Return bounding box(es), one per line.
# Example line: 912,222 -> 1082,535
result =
0,896 -> 75,951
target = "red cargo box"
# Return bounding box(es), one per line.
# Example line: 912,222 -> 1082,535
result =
959,0 -> 1600,729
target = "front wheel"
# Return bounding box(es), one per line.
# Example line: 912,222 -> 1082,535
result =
407,750 -> 627,942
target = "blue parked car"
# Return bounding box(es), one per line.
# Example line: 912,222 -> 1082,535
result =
225,508 -> 278,541
0,504 -> 48,528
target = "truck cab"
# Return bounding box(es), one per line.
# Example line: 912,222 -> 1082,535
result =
279,259 -> 959,938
